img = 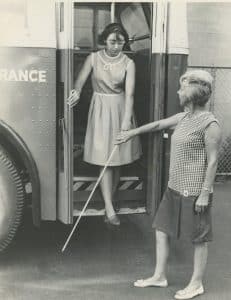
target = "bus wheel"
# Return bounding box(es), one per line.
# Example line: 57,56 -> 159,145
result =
0,146 -> 25,251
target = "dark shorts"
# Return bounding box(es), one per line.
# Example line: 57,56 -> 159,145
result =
152,187 -> 213,244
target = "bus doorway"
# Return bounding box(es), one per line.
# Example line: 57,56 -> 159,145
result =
71,2 -> 152,217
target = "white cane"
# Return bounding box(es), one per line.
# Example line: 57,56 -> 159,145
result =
62,145 -> 118,252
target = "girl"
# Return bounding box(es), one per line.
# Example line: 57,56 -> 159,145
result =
68,23 -> 142,226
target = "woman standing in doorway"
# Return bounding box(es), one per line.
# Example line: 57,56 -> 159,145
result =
116,70 -> 221,299
68,23 -> 142,226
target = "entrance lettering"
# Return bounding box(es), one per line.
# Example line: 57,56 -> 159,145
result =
0,69 -> 47,83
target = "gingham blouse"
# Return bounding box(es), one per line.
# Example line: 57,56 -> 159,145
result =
168,111 -> 219,196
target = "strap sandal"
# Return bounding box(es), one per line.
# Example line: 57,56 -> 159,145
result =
104,214 -> 120,226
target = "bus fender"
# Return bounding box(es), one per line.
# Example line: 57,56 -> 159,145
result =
0,120 -> 41,227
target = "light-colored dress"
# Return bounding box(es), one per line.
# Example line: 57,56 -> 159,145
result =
84,49 -> 142,166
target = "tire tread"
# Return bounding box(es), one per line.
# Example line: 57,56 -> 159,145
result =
0,147 -> 25,252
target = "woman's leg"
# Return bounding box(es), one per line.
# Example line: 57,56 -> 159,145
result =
154,230 -> 170,280
99,166 -> 116,218
190,242 -> 208,286
174,242 -> 207,298
183,242 -> 208,289
134,229 -> 169,287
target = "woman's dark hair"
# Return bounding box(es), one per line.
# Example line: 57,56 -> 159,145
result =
98,23 -> 129,45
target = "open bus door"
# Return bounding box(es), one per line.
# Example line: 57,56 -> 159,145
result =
57,1 -> 188,224
71,2 -> 152,218
57,2 -> 152,221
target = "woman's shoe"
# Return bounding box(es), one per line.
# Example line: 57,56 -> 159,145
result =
104,214 -> 120,226
174,285 -> 204,299
134,278 -> 168,288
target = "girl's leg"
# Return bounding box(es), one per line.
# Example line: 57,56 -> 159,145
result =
99,166 -> 116,218
112,167 -> 120,211
134,229 -> 169,287
112,167 -> 120,195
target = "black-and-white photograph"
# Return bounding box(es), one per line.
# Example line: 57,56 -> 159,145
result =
0,0 -> 230,299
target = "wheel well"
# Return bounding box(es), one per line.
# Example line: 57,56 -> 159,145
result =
0,121 -> 41,226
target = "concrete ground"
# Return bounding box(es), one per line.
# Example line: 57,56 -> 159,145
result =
0,182 -> 231,300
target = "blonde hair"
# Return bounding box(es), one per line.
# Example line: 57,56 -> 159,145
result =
180,70 -> 213,106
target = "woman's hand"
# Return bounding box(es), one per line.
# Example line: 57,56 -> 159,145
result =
67,90 -> 80,107
121,118 -> 132,131
115,129 -> 136,145
194,193 -> 209,214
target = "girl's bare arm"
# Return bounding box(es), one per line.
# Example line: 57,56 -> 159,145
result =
122,60 -> 135,130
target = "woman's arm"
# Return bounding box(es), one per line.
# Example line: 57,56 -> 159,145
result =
136,113 -> 185,134
116,112 -> 185,144
195,121 -> 222,213
67,54 -> 93,106
122,60 -> 135,130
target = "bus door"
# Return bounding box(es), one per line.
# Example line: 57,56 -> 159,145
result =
57,1 -> 188,223
71,2 -> 153,217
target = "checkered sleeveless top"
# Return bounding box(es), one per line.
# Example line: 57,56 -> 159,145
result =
168,111 -> 219,196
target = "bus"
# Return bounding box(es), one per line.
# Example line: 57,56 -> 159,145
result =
0,0 -> 188,251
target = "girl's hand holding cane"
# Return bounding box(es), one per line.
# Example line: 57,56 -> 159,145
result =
115,129 -> 137,144
67,89 -> 80,107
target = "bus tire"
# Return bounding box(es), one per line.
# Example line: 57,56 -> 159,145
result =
0,146 -> 25,251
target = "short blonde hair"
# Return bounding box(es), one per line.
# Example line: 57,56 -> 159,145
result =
180,70 -> 213,106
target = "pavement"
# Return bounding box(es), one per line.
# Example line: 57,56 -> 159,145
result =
0,181 -> 231,300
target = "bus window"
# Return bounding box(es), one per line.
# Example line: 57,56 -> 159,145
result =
119,3 -> 151,52
74,3 -> 115,50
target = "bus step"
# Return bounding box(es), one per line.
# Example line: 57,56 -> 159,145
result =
73,206 -> 146,217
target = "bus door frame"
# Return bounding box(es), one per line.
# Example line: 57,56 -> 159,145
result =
58,1 -> 170,221
146,2 -> 168,216
58,1 -> 74,224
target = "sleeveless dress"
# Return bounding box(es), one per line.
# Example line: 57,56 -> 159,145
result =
152,111 -> 219,242
83,49 -> 142,166
168,111 -> 219,196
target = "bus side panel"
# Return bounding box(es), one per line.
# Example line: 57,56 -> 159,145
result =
146,53 -> 187,215
0,47 -> 56,221
146,53 -> 166,215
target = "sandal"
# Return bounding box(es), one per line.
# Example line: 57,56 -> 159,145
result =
104,214 -> 120,226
